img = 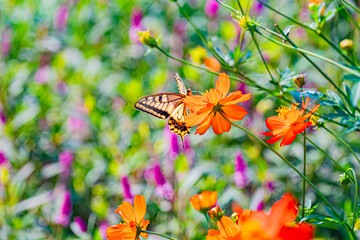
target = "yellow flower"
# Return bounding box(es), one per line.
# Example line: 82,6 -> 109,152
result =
340,39 -> 353,51
189,46 -> 207,64
137,30 -> 157,48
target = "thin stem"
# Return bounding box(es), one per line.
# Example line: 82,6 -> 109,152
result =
256,0 -> 358,66
273,24 -> 359,112
219,112 -> 356,238
302,130 -> 307,218
141,231 -> 178,240
204,213 -> 212,228
305,135 -> 359,187
255,28 -> 360,77
322,125 -> 360,165
154,45 -> 355,129
337,0 -> 360,32
347,168 -> 358,229
249,30 -> 277,86
175,1 -> 230,68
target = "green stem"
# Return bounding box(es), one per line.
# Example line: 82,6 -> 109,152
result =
347,168 -> 358,229
175,1 -> 230,68
254,26 -> 360,78
305,135 -> 359,187
154,45 -> 354,129
273,24 -> 359,112
322,125 -> 360,165
256,0 -> 358,66
219,112 -> 356,239
337,0 -> 360,32
204,213 -> 212,228
141,231 -> 178,240
302,130 -> 307,218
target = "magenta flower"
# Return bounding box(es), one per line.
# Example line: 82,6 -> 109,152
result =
234,151 -> 249,189
0,152 -> 9,166
129,8 -> 143,42
54,5 -> 69,31
66,116 -> 88,134
0,109 -> 6,125
164,127 -> 179,161
73,216 -> 87,232
55,191 -> 72,226
154,163 -> 174,200
1,30 -> 10,57
59,150 -> 73,177
35,66 -> 50,84
121,176 -> 133,200
252,2 -> 264,15
99,221 -> 110,240
205,0 -> 220,19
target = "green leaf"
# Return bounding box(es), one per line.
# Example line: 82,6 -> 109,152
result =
343,74 -> 360,82
351,82 -> 360,107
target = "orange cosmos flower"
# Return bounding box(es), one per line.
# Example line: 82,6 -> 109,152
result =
183,73 -> 251,135
190,191 -> 218,213
262,97 -> 319,147
204,57 -> 221,72
206,193 -> 314,240
308,0 -> 325,15
106,194 -> 150,240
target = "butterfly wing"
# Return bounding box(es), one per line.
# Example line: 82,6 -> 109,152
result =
134,93 -> 185,120
168,101 -> 190,140
174,73 -> 188,96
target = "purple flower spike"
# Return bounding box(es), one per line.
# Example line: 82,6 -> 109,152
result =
121,176 -> 133,200
205,0 -> 220,19
99,221 -> 110,240
234,151 -> 249,189
54,5 -> 69,32
74,216 -> 87,232
59,150 -> 74,177
55,191 -> 72,226
154,163 -> 166,186
0,152 -> 9,166
154,163 -> 174,200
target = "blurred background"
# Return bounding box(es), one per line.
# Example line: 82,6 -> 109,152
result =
0,0 -> 359,239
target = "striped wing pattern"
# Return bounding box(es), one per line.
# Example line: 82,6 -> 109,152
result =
134,73 -> 191,143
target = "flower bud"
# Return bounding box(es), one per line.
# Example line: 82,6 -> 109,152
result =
207,206 -> 224,221
238,15 -> 252,29
231,212 -> 239,223
340,39 -> 353,51
293,74 -> 306,88
137,30 -> 157,48
338,173 -> 351,186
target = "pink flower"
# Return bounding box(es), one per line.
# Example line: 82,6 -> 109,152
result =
55,191 -> 72,226
54,5 -> 69,31
35,66 -> 50,84
1,30 -> 10,57
129,8 -> 143,42
205,0 -> 220,19
154,163 -> 174,200
121,176 -> 133,201
59,150 -> 74,177
0,152 -> 9,166
234,151 -> 249,189
99,221 -> 110,240
66,116 -> 88,133
73,216 -> 87,232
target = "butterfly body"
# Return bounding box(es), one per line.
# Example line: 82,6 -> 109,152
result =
134,74 -> 191,143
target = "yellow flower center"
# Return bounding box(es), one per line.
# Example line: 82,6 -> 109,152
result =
276,105 -> 291,119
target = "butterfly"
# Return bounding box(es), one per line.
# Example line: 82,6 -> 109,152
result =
134,73 -> 191,145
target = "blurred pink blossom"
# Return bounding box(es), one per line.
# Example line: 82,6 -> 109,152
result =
54,5 -> 69,31
154,163 -> 174,200
252,2 -> 264,15
67,116 -> 88,133
99,221 -> 110,240
121,176 -> 133,201
0,109 -> 6,125
205,0 -> 220,19
56,81 -> 68,95
1,30 -> 10,57
35,66 -> 50,84
55,191 -> 72,226
59,150 -> 74,178
129,8 -> 143,42
234,151 -> 249,189
164,127 -> 179,161
0,152 -> 9,166
73,216 -> 87,232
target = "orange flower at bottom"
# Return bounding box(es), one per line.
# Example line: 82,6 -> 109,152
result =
190,191 -> 218,213
106,194 -> 149,240
206,194 -> 314,240
262,97 -> 319,147
183,73 -> 251,135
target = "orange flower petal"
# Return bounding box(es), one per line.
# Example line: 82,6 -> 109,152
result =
280,129 -> 297,147
266,133 -> 286,145
220,91 -> 251,106
212,112 -> 231,135
217,216 -> 241,238
204,57 -> 221,72
185,111 -> 210,128
134,194 -> 146,224
215,73 -> 230,97
206,229 -> 222,240
292,122 -> 312,134
195,112 -> 214,135
265,116 -> 289,131
115,201 -> 135,224
279,222 -> 314,240
183,95 -> 207,111
106,224 -> 135,240
222,104 -> 248,122
206,89 -> 223,104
